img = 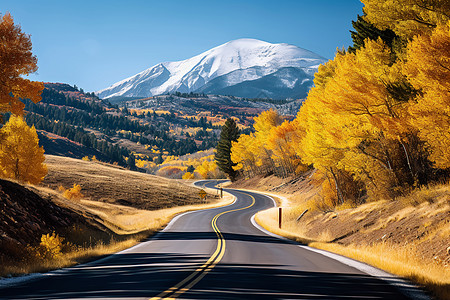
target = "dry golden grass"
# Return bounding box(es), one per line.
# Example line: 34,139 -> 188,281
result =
310,242 -> 450,300
255,204 -> 315,245
254,182 -> 450,300
1,233 -> 143,277
42,155 -> 206,210
77,195 -> 234,235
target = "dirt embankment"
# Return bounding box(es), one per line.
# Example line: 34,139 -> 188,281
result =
0,178 -> 110,268
230,174 -> 450,299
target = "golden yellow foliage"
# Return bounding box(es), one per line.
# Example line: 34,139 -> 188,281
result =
231,133 -> 258,174
195,159 -> 220,179
267,120 -> 307,175
362,0 -> 450,38
61,184 -> 84,201
253,109 -> 282,136
182,172 -> 195,180
313,56 -> 338,89
231,109 -> 308,178
295,67 -> 345,170
326,39 -> 411,138
404,22 -> 450,168
39,232 -> 64,259
297,38 -> 426,200
162,155 -> 178,164
0,115 -> 47,184
136,159 -> 156,169
247,110 -> 281,170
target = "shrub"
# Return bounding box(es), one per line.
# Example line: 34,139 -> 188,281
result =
60,184 -> 84,200
39,232 -> 64,259
182,172 -> 195,180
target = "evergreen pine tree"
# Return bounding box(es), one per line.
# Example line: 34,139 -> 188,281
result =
127,154 -> 136,170
187,165 -> 195,173
349,16 -> 417,103
348,15 -> 397,53
215,118 -> 240,181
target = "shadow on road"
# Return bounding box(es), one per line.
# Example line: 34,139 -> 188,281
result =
153,231 -> 295,246
189,262 -> 412,299
0,252 -> 206,300
0,251 -> 411,299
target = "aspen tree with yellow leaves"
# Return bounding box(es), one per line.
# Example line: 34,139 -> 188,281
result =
251,109 -> 282,175
404,22 -> 450,169
0,115 -> 47,184
362,0 -> 450,38
231,133 -> 259,178
266,119 -> 307,177
231,109 -> 309,178
231,110 -> 283,177
195,160 -> 221,179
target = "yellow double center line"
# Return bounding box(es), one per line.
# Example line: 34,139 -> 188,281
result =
150,192 -> 255,299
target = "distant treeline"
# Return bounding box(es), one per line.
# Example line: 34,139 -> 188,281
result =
23,87 -> 219,165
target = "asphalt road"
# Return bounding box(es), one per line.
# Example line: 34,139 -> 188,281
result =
0,180 -> 415,299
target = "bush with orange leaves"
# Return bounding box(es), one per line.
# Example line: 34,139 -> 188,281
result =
58,184 -> 84,201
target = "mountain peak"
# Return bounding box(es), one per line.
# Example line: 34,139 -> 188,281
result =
96,39 -> 327,100
222,38 -> 271,46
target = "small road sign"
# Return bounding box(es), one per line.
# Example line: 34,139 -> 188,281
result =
199,189 -> 207,199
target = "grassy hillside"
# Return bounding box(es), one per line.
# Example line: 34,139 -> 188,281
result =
231,175 -> 450,300
0,155 -> 232,278
42,155 -> 203,210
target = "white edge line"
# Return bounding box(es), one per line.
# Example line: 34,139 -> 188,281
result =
0,180 -> 236,289
249,193 -> 430,300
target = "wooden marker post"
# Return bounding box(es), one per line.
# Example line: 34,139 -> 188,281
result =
279,207 -> 282,229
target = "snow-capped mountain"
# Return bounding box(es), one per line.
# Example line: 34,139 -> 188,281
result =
96,38 -> 327,100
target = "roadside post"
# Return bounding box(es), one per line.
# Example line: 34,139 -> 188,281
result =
279,207 -> 282,229
220,187 -> 223,198
199,189 -> 207,202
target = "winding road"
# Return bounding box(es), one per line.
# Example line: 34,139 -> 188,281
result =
0,180 -> 422,299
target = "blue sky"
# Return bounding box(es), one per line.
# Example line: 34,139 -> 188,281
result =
3,0 -> 364,92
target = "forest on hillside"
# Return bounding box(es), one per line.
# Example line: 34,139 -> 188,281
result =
20,84 -> 220,167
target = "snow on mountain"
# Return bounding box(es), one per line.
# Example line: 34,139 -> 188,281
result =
96,38 -> 327,100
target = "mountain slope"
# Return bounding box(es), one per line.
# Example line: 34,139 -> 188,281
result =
96,38 -> 327,100
199,67 -> 314,99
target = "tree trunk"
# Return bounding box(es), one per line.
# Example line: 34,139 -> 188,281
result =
329,167 -> 344,205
